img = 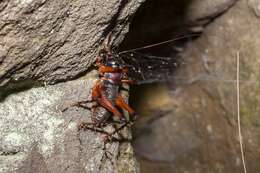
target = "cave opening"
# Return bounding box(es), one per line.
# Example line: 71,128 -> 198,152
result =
118,0 -> 204,172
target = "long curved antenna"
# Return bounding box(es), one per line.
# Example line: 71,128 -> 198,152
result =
119,34 -> 199,54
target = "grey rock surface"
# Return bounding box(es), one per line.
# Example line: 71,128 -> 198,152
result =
248,0 -> 260,17
0,78 -> 138,173
186,0 -> 237,22
0,0 -> 144,87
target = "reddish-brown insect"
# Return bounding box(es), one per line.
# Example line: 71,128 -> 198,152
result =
89,39 -> 138,127
68,34 -> 139,139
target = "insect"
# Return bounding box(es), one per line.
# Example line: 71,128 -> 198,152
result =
87,37 -> 137,126
62,33 -> 139,141
87,34 -> 195,125
62,32 -> 198,138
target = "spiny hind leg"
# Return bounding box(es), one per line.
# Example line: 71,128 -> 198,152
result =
78,121 -> 109,133
115,95 -> 138,121
96,96 -> 124,120
60,100 -> 94,112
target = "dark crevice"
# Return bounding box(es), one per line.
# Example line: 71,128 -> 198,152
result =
116,0 -> 203,85
0,150 -> 20,156
0,79 -> 43,101
0,0 -> 8,12
119,0 -> 195,55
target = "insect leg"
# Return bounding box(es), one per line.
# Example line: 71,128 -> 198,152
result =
78,122 -> 109,133
105,121 -> 134,141
96,96 -> 123,119
115,95 -> 134,114
115,95 -> 138,121
61,100 -> 93,112
92,80 -> 102,98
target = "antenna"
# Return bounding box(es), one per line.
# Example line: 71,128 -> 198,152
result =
119,34 -> 199,54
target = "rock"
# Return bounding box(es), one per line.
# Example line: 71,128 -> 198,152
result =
186,0 -> 237,23
0,0 -> 144,87
0,78 -> 138,173
132,0 -> 260,172
0,3 -> 144,171
248,0 -> 260,17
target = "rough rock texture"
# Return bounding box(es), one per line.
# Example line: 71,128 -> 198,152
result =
0,0 -> 144,87
0,77 -> 138,173
132,0 -> 260,172
0,1 -> 144,172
